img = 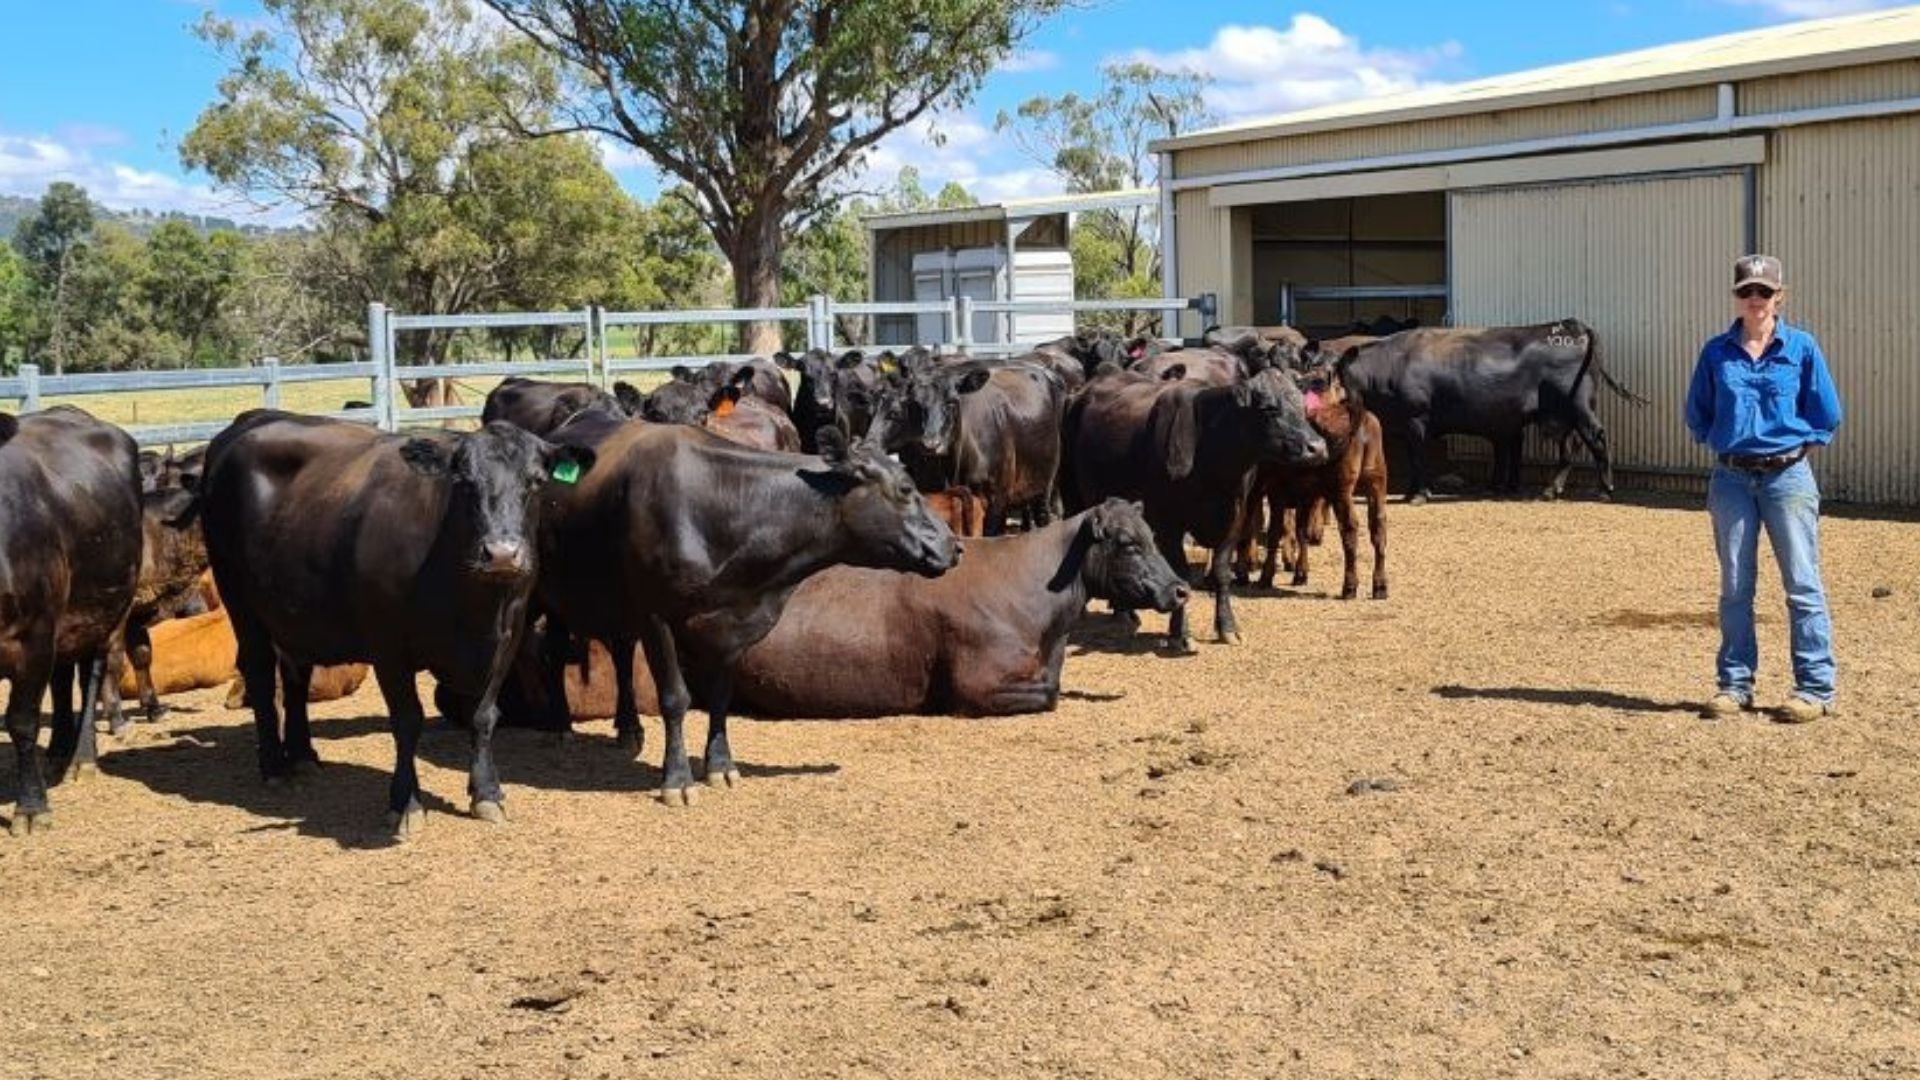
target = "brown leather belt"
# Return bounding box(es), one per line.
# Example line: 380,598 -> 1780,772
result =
1718,449 -> 1806,473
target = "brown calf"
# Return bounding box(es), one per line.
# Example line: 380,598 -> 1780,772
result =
923,486 -> 989,538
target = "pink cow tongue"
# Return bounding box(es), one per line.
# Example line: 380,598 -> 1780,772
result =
1305,390 -> 1323,414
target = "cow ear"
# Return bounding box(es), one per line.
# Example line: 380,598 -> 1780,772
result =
836,350 -> 866,370
1163,397 -> 1200,481
815,425 -> 850,466
708,383 -> 744,410
1159,363 -> 1186,382
1086,501 -> 1113,541
955,368 -> 991,394
612,381 -> 643,415
400,437 -> 452,476
773,351 -> 797,370
670,364 -> 696,383
0,412 -> 17,446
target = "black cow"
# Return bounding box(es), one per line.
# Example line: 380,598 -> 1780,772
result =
691,357 -> 793,416
1,407 -> 143,835
530,413 -> 959,806
865,360 -> 1066,534
1063,367 -> 1327,651
105,483 -> 211,727
775,348 -> 874,451
191,411 -> 594,838
482,376 -> 627,436
1338,319 -> 1645,503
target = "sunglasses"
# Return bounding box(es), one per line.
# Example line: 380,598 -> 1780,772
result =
1734,284 -> 1777,300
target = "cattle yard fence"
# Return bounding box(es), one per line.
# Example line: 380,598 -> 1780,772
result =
0,293 -> 1218,444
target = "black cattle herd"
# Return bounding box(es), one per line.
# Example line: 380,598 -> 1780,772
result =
0,318 -> 1641,837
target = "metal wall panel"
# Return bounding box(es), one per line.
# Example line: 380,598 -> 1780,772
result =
1449,172 -> 1745,483
1175,88 -> 1717,180
1174,188 -> 1223,311
1738,58 -> 1920,114
1760,118 -> 1920,504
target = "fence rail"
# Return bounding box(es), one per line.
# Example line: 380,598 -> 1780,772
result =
2,291 -> 1217,445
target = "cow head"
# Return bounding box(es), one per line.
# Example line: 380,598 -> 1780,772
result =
805,427 -> 960,578
1241,369 -> 1328,467
777,349 -> 842,413
399,422 -> 596,581
1075,499 -> 1188,614
869,365 -> 991,457
638,375 -> 710,425
705,367 -> 757,417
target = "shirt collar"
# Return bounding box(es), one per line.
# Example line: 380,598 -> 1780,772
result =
1722,317 -> 1795,359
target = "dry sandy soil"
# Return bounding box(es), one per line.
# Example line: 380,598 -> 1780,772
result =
5,494 -> 1920,1079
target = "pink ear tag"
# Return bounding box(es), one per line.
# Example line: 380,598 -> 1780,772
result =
1305,390 -> 1323,414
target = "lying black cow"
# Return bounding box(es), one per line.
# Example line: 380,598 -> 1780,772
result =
866,360 -> 1066,535
192,411 -> 593,838
1064,367 -> 1327,651
529,414 -> 958,805
1339,319 -> 1645,503
482,376 -> 627,436
0,407 -> 143,835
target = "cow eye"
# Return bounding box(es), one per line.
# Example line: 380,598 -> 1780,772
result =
895,480 -> 914,500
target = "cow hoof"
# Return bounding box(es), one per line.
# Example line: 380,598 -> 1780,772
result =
9,809 -> 51,836
1165,636 -> 1197,656
471,799 -> 507,824
63,760 -> 96,784
616,730 -> 643,757
386,805 -> 426,840
1340,588 -> 1358,601
1372,585 -> 1389,600
1538,489 -> 1560,502
1218,630 -> 1243,645
660,785 -> 700,808
1597,491 -> 1614,503
1407,493 -> 1429,507
289,758 -> 322,778
706,768 -> 741,789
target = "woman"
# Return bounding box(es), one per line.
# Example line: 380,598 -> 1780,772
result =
1683,255 -> 1843,723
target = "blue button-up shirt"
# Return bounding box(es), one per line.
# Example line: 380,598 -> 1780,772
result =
1683,318 -> 1842,457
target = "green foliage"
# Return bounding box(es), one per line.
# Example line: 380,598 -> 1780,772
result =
481,0 -> 1062,345
997,61 -> 1211,328
183,0 -> 629,361
0,245 -> 29,372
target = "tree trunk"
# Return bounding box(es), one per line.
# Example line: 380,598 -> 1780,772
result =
725,207 -> 785,356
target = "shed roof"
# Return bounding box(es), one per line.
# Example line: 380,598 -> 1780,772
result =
1154,5 -> 1920,153
860,187 -> 1156,232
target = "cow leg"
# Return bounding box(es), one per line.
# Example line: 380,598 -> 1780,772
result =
699,671 -> 741,789
63,652 -> 109,781
1208,538 -> 1242,645
1366,476 -> 1390,600
1543,434 -> 1577,501
372,663 -> 427,839
1152,523 -> 1196,653
48,661 -> 75,742
535,617 -> 576,742
278,657 -> 320,778
6,630 -> 55,836
636,616 -> 697,807
466,627 -> 520,824
1576,419 -> 1614,501
1403,419 -> 1431,505
1290,497 -> 1314,588
1232,492 -> 1260,585
126,622 -> 163,726
232,617 -> 289,782
1304,497 -> 1329,546
1258,494 -> 1285,588
1333,489 -> 1362,600
983,494 -> 1009,538
607,634 -> 644,757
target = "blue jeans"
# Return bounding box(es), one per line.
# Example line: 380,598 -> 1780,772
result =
1707,459 -> 1835,704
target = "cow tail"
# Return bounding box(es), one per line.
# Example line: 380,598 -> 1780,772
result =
1578,326 -> 1650,407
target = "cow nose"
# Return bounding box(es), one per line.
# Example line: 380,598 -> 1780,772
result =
482,540 -> 526,573
1173,584 -> 1192,604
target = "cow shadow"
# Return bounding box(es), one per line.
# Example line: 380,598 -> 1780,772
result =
96,715 -> 462,850
1431,684 -> 1698,715
97,712 -> 837,846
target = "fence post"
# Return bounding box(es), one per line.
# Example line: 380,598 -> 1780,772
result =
261,357 -> 282,409
808,294 -> 831,352
954,296 -> 973,357
1198,291 -> 1220,332
21,363 -> 41,412
368,303 -> 394,432
591,306 -> 607,389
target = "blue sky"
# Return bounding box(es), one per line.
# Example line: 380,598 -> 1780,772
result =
0,0 -> 1907,220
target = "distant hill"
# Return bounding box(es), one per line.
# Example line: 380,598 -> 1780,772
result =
0,192 -> 292,241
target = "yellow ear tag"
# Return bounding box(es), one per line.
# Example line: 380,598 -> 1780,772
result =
552,459 -> 581,485
880,359 -> 899,375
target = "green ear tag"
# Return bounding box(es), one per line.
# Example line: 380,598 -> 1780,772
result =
551,459 -> 581,485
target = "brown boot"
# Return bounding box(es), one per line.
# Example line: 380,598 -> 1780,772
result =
1700,692 -> 1749,719
1774,696 -> 1834,724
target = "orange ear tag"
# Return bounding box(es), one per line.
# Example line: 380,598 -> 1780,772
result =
714,399 -> 737,418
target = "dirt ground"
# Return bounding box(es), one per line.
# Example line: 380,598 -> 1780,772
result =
6,494 -> 1920,1079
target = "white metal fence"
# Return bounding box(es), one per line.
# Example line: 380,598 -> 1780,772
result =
0,292 -> 1218,444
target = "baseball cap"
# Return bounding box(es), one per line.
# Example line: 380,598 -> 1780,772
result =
1733,254 -> 1784,291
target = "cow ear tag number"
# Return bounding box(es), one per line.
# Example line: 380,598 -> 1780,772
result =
552,459 -> 581,485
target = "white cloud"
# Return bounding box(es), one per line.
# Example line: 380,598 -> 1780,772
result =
853,110 -> 1067,205
592,133 -> 655,173
1121,14 -> 1462,121
997,49 -> 1060,74
1720,0 -> 1906,17
0,129 -> 293,225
